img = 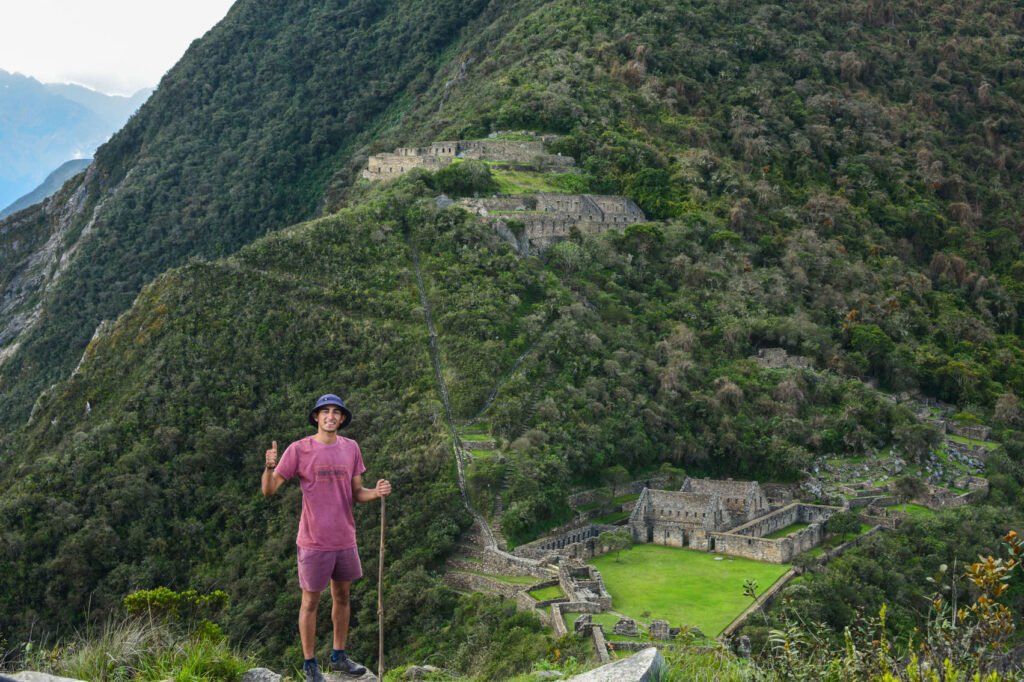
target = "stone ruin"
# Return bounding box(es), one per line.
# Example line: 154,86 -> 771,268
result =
947,422 -> 993,441
362,135 -> 574,181
614,617 -> 640,637
362,135 -> 647,254
514,523 -> 619,561
955,475 -> 989,495
559,561 -> 613,610
628,478 -> 770,550
460,192 -> 646,254
649,620 -> 671,641
628,477 -> 842,563
574,613 -> 593,635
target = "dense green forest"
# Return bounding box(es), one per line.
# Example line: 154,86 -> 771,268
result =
2,0 -> 1024,678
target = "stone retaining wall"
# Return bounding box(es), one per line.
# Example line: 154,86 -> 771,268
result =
363,138 -> 575,181
711,525 -> 824,563
591,626 -> 612,663
720,568 -> 798,639
707,504 -> 840,563
514,524 -> 619,560
848,495 -> 897,509
474,547 -> 553,578
910,485 -> 972,510
948,423 -> 992,441
443,572 -> 523,599
858,510 -> 904,530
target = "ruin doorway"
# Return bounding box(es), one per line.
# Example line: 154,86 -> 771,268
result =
709,537 -> 716,551
646,525 -> 654,543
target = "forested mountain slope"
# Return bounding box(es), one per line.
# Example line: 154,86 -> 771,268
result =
2,0 -> 1024,677
0,0 -> 493,426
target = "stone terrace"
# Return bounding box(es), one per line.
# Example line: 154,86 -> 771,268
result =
362,137 -> 574,181
460,192 -> 646,254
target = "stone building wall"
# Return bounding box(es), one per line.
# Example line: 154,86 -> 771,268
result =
630,497 -> 840,563
913,485 -> 971,510
681,477 -> 770,517
947,423 -> 993,441
463,546 -> 553,578
362,138 -> 575,181
702,503 -> 840,563
628,481 -> 774,547
858,509 -> 904,530
848,495 -> 898,509
559,563 -> 612,610
727,503 -> 801,538
462,193 -> 646,254
709,523 -> 825,563
513,524 -> 619,560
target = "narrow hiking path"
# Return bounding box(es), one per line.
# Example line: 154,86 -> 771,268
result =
408,240 -> 499,549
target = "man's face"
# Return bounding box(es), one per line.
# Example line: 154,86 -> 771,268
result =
315,405 -> 345,432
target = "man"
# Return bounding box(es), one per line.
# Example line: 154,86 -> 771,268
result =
262,393 -> 392,681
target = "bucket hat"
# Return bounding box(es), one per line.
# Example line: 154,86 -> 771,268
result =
309,393 -> 353,428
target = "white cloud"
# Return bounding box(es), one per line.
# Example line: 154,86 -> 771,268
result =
0,0 -> 236,94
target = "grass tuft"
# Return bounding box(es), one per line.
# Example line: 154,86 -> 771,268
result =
19,617 -> 253,682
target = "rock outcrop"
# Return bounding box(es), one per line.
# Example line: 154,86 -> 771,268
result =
564,647 -> 665,682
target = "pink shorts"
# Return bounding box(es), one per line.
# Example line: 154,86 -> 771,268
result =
296,545 -> 363,592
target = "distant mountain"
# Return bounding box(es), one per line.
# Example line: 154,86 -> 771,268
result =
0,158 -> 92,219
44,82 -> 151,126
0,70 -> 148,208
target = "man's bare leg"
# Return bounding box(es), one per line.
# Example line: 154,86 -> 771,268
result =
299,590 -> 321,659
330,579 -> 352,650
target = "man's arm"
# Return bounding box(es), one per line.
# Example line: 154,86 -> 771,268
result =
352,475 -> 392,503
262,440 -> 286,496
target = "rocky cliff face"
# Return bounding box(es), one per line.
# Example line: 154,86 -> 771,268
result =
0,167 -> 101,366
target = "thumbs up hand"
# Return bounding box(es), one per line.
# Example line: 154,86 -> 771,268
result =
265,440 -> 278,469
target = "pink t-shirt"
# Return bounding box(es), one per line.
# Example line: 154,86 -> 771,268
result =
275,435 -> 367,550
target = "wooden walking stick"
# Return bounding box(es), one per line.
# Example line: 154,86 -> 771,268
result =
377,494 -> 386,680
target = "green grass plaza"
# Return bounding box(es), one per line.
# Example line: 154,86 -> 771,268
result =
588,544 -> 791,637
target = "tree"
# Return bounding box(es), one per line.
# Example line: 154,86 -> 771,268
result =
599,529 -> 633,562
893,422 -> 942,463
602,465 -> 631,489
825,511 -> 861,539
893,475 -> 927,502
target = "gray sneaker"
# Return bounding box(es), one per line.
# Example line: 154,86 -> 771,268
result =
329,654 -> 367,677
304,661 -> 326,682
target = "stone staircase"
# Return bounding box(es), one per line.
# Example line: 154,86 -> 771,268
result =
459,425 -> 513,549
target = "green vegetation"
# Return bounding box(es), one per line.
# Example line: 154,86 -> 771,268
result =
491,169 -> 589,194
0,0 -> 501,428
461,433 -> 495,442
591,545 -> 790,636
592,510 -> 631,524
20,617 -> 254,682
462,570 -> 538,586
762,522 -> 811,540
527,585 -> 564,601
885,502 -> 937,519
948,434 -> 1001,449
3,0 -> 1024,678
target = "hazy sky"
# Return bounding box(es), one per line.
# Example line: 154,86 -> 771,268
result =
0,1 -> 237,95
